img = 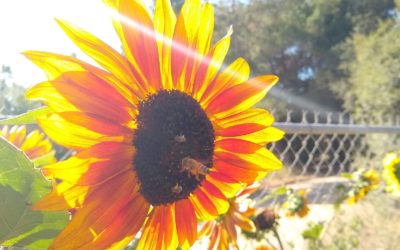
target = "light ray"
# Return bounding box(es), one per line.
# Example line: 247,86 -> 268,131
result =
106,6 -> 327,111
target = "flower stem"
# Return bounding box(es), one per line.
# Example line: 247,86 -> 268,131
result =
272,227 -> 285,250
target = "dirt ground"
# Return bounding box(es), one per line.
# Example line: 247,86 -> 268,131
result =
267,192 -> 400,250
320,192 -> 400,250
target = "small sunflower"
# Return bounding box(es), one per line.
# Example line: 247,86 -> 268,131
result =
347,169 -> 380,205
199,184 -> 258,249
382,151 -> 400,194
0,125 -> 55,164
25,0 -> 283,249
283,189 -> 309,218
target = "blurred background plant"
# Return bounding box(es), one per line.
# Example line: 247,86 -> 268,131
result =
0,65 -> 39,116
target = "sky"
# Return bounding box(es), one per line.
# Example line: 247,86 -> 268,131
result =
0,0 -> 131,86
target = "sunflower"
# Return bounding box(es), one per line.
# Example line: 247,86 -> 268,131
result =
347,169 -> 380,205
25,0 -> 283,248
199,184 -> 258,249
382,151 -> 400,194
283,189 -> 309,218
0,125 -> 55,164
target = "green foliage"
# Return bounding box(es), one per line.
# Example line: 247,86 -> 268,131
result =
302,221 -> 324,240
213,0 -> 396,111
0,137 -> 68,249
333,21 -> 400,120
302,222 -> 324,250
324,217 -> 362,250
0,107 -> 50,125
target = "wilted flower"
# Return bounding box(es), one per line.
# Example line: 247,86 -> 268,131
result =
254,208 -> 277,231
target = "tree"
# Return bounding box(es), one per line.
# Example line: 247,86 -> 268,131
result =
0,65 -> 38,116
213,0 -> 396,111
333,21 -> 400,121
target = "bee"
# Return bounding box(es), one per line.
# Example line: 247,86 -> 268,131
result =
171,183 -> 183,194
174,134 -> 186,143
180,157 -> 210,181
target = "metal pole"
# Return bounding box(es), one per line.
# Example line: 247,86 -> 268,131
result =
274,122 -> 400,134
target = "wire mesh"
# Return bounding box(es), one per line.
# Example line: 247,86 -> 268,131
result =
261,110 -> 400,204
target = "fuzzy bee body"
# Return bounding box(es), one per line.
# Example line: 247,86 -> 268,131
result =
180,157 -> 210,181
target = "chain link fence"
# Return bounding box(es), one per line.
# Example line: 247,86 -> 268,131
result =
261,110 -> 400,204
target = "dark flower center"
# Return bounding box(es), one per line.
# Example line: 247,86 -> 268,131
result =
133,90 -> 214,205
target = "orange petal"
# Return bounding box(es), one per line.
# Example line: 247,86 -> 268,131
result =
7,125 -> 26,147
200,181 -> 229,215
154,0 -> 176,89
56,111 -> 133,135
222,215 -> 238,247
208,224 -> 222,250
37,113 -> 126,150
215,123 -> 267,138
200,57 -> 250,106
199,221 -> 215,238
206,172 -> 243,198
206,75 -> 279,119
213,159 -> 259,184
213,108 -> 275,138
175,199 -> 197,249
192,28 -> 231,99
26,81 -> 78,113
231,211 -> 256,232
215,149 -> 282,172
137,204 -> 179,250
236,183 -> 260,198
215,138 -> 263,154
118,0 -> 162,91
23,51 -> 143,103
79,194 -> 149,249
33,169 -> 137,211
50,72 -> 133,123
43,142 -> 134,185
232,127 -> 285,145
55,19 -> 143,94
184,2 -> 215,93
170,5 -> 191,90
77,141 -> 134,159
20,130 -> 44,152
32,181 -> 89,211
50,183 -> 148,249
190,187 -> 219,220
215,108 -> 274,127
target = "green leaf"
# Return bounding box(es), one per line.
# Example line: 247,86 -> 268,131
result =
302,222 -> 324,240
0,107 -> 50,125
340,172 -> 353,179
0,137 -> 33,196
0,137 -> 68,249
274,186 -> 288,195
